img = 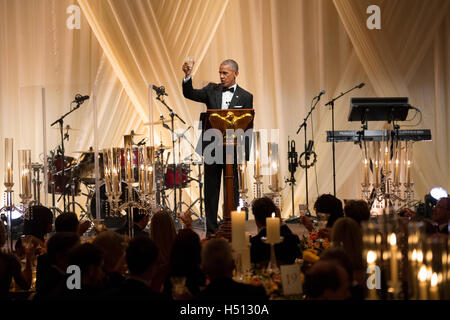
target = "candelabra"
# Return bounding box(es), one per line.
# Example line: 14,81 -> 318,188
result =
103,147 -> 155,238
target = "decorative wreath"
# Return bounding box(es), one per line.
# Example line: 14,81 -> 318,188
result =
299,151 -> 317,169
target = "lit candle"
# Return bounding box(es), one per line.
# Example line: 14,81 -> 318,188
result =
394,159 -> 399,185
384,146 -> 389,173
389,233 -> 398,293
254,132 -> 260,178
7,162 -> 12,184
375,160 -> 379,188
22,169 -> 30,196
238,162 -> 246,191
430,272 -> 439,300
105,168 -> 111,194
148,165 -> 153,193
367,250 -> 378,300
406,160 -> 411,184
266,212 -> 280,243
411,249 -> 418,299
231,207 -> 246,250
418,265 -> 428,300
127,151 -> 132,181
139,164 -> 145,192
364,159 -> 368,186
112,167 -> 119,193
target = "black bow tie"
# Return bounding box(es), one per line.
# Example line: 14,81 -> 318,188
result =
222,86 -> 235,93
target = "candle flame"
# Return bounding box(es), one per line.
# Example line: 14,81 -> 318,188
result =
385,146 -> 388,153
395,159 -> 399,165
367,251 -> 377,264
412,249 -> 417,261
389,233 -> 397,246
271,212 -> 275,218
7,162 -> 11,168
431,273 -> 438,287
407,160 -> 411,166
112,167 -> 118,174
148,166 -> 153,172
418,265 -> 427,282
364,158 -> 367,165
417,251 -> 423,263
140,164 -> 145,170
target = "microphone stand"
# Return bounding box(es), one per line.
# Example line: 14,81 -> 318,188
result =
295,95 -> 322,215
50,100 -> 84,213
155,94 -> 186,224
324,84 -> 362,196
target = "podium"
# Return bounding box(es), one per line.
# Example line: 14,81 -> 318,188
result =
205,109 -> 254,241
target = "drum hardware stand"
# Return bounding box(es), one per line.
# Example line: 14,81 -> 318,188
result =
30,162 -> 43,206
183,160 -> 205,229
50,94 -> 89,212
154,85 -> 186,224
285,138 -> 299,223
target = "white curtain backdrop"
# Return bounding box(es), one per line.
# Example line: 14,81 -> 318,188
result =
1,0 -> 449,217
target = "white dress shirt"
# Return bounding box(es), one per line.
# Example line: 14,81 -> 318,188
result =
221,84 -> 237,109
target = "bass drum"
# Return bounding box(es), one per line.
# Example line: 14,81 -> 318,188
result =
89,182 -> 141,232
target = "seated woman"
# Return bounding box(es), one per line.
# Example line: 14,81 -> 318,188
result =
300,194 -> 344,239
149,210 -> 177,293
250,197 -> 301,267
0,223 -> 34,299
162,229 -> 206,300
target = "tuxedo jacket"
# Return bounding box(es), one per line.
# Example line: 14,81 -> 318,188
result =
182,78 -> 254,161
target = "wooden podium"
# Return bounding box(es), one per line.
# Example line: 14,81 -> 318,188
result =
205,109 -> 254,241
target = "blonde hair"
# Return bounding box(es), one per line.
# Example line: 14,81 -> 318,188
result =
93,231 -> 126,272
150,210 -> 177,268
331,217 -> 363,270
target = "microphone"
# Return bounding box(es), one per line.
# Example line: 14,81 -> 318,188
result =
73,94 -> 90,104
152,85 -> 168,96
357,82 -> 365,89
136,138 -> 147,146
317,90 -> 326,99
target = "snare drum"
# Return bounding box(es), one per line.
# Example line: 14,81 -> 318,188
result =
164,164 -> 190,188
47,155 -> 80,195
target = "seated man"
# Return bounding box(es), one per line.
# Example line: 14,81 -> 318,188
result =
34,232 -> 80,300
50,243 -> 105,300
54,212 -> 91,236
109,236 -> 165,300
250,197 -> 301,266
197,239 -> 267,301
432,197 -> 449,235
303,260 -> 351,300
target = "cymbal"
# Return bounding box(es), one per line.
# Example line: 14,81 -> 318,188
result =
72,150 -> 94,153
155,144 -> 172,150
52,125 -> 79,131
123,133 -> 145,136
144,118 -> 179,126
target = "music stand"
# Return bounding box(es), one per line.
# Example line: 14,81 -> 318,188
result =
348,97 -> 411,123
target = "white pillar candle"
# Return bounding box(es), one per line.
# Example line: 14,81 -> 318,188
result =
266,212 -> 280,243
232,208 -> 246,250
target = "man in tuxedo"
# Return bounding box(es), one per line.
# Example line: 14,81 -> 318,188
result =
182,59 -> 253,236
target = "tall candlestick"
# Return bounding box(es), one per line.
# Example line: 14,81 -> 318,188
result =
148,165 -> 153,194
364,159 -> 368,186
394,159 -> 399,185
232,208 -> 246,250
7,162 -> 12,184
406,160 -> 411,184
389,233 -> 398,293
266,212 -> 280,243
254,132 -> 260,178
105,168 -> 111,194
139,164 -> 145,192
238,162 -> 246,191
271,162 -> 279,190
375,161 -> 379,188
384,146 -> 389,173
127,151 -> 132,181
241,232 -> 251,272
112,168 -> 119,193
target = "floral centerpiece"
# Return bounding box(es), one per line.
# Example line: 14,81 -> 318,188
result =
298,231 -> 331,265
242,268 -> 283,299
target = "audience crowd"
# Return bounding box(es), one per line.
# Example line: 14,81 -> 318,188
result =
0,194 -> 448,301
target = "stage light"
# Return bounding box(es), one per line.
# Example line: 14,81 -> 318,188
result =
423,187 -> 448,219
430,187 -> 448,201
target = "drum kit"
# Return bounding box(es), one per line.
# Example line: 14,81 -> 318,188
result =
28,118 -> 205,231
